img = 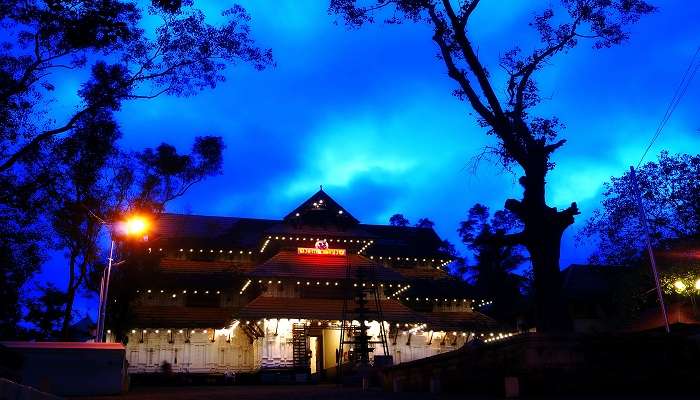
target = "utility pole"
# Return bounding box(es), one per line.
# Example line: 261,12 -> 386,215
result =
629,166 -> 670,333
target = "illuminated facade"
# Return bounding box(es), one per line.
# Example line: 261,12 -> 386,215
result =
112,189 -> 497,376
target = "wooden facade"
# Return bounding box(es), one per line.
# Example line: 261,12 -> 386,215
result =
109,189 -> 498,375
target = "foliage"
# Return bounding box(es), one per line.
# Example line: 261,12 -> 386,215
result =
45,116 -> 224,335
458,203 -> 529,325
330,0 -> 654,331
0,1 -> 265,338
134,136 -> 225,212
0,216 -> 43,338
389,213 -> 410,226
0,164 -> 47,338
24,284 -> 68,339
581,151 -> 700,265
0,0 -> 272,172
415,217 -> 434,229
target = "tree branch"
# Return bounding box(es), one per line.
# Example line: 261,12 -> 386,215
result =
128,86 -> 172,99
504,198 -> 524,219
556,202 -> 580,230
544,138 -> 566,154
460,0 -> 481,26
512,17 -> 582,115
427,5 -> 494,125
0,107 -> 93,173
441,0 -> 505,119
501,231 -> 527,246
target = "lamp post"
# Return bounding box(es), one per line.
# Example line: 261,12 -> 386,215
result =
96,216 -> 149,342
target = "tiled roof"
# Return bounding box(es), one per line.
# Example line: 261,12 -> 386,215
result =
132,306 -> 237,328
264,223 -> 373,238
561,264 -> 635,299
153,213 -> 277,248
151,214 -> 449,258
424,311 -> 500,331
404,277 -> 478,298
159,258 -> 255,274
361,224 -> 448,258
393,267 -> 449,280
626,302 -> 700,332
238,296 -> 421,322
249,251 -> 405,281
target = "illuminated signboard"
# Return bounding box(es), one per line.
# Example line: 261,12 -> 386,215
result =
298,239 -> 346,256
297,247 -> 346,256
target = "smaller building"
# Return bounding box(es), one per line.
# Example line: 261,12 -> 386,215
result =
0,342 -> 127,396
562,264 -> 641,333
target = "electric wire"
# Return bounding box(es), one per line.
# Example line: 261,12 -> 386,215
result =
637,46 -> 700,168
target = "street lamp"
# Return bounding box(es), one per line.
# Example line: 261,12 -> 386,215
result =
96,215 -> 149,342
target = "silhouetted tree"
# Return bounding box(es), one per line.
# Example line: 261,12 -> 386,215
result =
581,151 -> 700,265
415,217 -> 435,229
0,0 -> 271,172
0,157 -> 49,338
330,0 -> 654,331
389,213 -> 410,227
24,284 -> 67,339
0,220 -> 43,338
47,116 -> 224,336
48,110 -> 122,336
0,1 -> 268,338
134,136 -> 225,212
458,204 -> 528,326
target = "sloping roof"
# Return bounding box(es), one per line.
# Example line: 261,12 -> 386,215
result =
132,306 -> 237,328
249,250 -> 405,281
264,223 -> 373,238
153,213 -> 277,247
656,236 -> 700,263
361,224 -> 448,257
404,277 -> 477,298
561,264 -> 635,300
425,311 -> 501,331
149,199 -> 450,259
238,297 -> 420,322
393,267 -> 449,280
627,302 -> 700,332
283,189 -> 358,224
159,258 -> 255,274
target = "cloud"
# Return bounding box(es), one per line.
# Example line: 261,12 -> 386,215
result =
35,0 -> 700,302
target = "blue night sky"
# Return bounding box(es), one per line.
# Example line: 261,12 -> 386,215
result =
39,1 -> 700,318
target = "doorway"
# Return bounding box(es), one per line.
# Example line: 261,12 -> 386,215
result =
309,336 -> 322,375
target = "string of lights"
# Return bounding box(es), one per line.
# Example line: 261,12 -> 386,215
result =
239,279 -> 252,294
175,248 -> 254,255
138,289 -> 222,295
116,320 -> 517,348
388,284 -> 411,298
369,255 -> 450,265
357,240 -> 374,254
399,297 -> 492,306
483,332 -> 518,343
148,245 -> 452,270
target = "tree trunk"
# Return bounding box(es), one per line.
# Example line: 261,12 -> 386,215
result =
525,222 -> 571,332
511,155 -> 574,332
61,255 -> 77,337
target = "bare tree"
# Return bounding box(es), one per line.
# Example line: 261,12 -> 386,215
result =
330,0 -> 654,331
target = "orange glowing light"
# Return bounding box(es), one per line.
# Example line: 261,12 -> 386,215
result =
125,216 -> 148,235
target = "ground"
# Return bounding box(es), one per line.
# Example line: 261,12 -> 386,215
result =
78,385 -> 450,400
76,385 -> 699,400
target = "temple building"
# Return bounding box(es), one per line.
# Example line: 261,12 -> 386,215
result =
109,189 -> 498,377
